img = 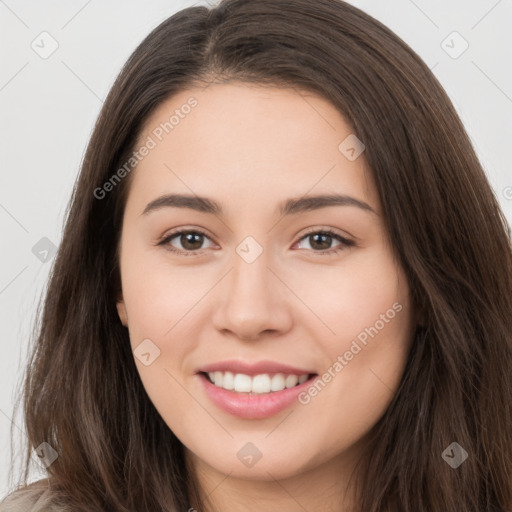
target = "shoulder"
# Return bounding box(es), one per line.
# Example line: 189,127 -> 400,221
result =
0,479 -> 70,512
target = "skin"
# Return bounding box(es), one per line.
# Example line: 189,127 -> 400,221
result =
116,82 -> 416,512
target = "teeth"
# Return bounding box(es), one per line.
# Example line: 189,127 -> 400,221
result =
270,373 -> 285,391
222,371 -> 235,390
285,374 -> 298,388
214,371 -> 223,388
206,371 -> 310,393
234,373 -> 252,392
252,374 -> 271,394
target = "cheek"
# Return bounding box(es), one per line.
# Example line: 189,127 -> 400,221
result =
120,252 -> 206,342
289,248 -> 410,346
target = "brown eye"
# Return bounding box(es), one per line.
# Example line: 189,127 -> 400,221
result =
160,229 -> 215,254
307,233 -> 335,250
295,230 -> 355,255
177,232 -> 205,251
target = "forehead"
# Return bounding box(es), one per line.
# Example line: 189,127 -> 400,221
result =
127,83 -> 380,217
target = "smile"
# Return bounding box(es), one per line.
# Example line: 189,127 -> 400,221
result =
205,371 -> 311,394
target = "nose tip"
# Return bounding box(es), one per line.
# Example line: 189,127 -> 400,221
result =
211,255 -> 293,341
217,308 -> 281,342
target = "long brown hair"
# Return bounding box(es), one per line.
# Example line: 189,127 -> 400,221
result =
4,0 -> 512,510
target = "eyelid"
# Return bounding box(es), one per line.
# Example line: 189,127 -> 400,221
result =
160,226 -> 212,241
298,225 -> 354,241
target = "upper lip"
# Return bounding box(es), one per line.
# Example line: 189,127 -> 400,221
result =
197,359 -> 317,376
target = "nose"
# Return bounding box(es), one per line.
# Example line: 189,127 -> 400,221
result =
212,248 -> 293,341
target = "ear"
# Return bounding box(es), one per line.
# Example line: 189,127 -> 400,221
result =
116,295 -> 128,327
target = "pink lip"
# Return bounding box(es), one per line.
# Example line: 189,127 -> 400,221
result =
196,372 -> 317,420
196,359 -> 315,376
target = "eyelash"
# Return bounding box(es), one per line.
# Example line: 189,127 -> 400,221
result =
158,227 -> 355,257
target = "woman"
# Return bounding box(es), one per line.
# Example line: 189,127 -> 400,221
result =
2,0 -> 511,510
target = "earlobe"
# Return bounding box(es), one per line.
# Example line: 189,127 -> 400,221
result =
116,299 -> 128,326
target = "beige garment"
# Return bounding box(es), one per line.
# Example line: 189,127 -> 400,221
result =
0,479 -> 71,512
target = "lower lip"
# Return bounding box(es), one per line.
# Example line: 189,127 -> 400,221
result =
197,372 -> 317,419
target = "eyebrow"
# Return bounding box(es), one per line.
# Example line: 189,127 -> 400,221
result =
141,193 -> 376,217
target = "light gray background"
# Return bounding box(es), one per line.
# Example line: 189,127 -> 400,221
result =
1,0 -> 511,497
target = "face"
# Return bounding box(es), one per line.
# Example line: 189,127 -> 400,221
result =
116,82 -> 415,485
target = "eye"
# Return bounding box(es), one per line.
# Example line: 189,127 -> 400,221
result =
159,229 -> 216,255
294,229 -> 355,255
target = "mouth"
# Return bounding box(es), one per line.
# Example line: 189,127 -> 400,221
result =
196,369 -> 318,419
